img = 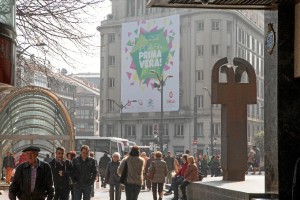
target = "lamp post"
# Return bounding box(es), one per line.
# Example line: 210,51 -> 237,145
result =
150,70 -> 173,152
17,43 -> 47,58
203,87 -> 214,156
106,99 -> 137,138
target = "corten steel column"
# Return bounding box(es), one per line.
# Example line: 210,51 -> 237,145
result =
0,1 -> 16,86
211,57 -> 256,181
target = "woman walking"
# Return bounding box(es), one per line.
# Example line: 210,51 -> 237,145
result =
148,151 -> 168,200
106,152 -> 121,200
180,156 -> 199,200
117,146 -> 144,200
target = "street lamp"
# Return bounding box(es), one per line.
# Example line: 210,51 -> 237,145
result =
17,43 -> 47,57
203,87 -> 214,156
150,70 -> 173,152
106,99 -> 137,138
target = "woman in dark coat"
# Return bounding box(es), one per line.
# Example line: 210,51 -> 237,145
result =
106,152 -> 121,200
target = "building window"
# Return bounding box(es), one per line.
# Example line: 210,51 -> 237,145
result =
163,124 -> 169,136
108,34 -> 115,43
227,21 -> 232,34
143,125 -> 153,137
213,123 -> 221,136
197,123 -> 204,136
197,45 -> 204,56
108,100 -> 114,112
175,124 -> 184,136
211,20 -> 220,31
107,125 -> 114,136
211,45 -> 220,56
125,125 -> 136,136
196,95 -> 203,108
108,56 -> 115,66
196,70 -> 204,81
108,78 -> 115,88
196,20 -> 204,31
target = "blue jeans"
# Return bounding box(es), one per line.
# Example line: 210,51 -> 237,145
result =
74,185 -> 92,200
173,176 -> 184,198
125,184 -> 141,200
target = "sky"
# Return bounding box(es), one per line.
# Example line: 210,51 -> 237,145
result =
29,0 -> 112,75
68,0 -> 112,74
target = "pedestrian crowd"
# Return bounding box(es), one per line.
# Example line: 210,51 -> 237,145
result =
2,145 -> 263,200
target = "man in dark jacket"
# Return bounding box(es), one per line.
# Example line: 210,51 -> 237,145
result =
98,150 -> 111,188
72,145 -> 97,200
9,146 -> 54,200
49,147 -> 73,200
164,151 -> 175,184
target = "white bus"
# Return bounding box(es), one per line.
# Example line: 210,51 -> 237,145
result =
75,136 -> 130,161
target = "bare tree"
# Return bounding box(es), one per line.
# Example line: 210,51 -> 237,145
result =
16,0 -> 105,69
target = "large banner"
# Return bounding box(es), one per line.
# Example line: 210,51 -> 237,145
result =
121,15 -> 180,113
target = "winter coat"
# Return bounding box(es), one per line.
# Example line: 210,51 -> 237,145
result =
99,154 -> 111,176
176,162 -> 188,177
3,155 -> 15,168
105,160 -> 120,185
148,159 -> 168,183
9,159 -> 54,200
49,159 -> 73,190
164,156 -> 175,171
72,156 -> 98,187
117,156 -> 144,186
184,163 -> 199,182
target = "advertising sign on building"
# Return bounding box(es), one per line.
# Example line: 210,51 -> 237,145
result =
121,15 -> 180,113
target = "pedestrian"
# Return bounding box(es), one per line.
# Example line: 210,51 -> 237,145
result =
164,151 -> 175,184
293,157 -> 300,200
200,155 -> 208,177
180,156 -> 199,200
140,152 -> 149,190
253,145 -> 262,175
72,145 -> 98,200
164,154 -> 188,199
246,150 -> 255,174
117,146 -> 144,200
105,152 -> 121,200
44,154 -> 53,163
145,152 -> 156,190
148,151 -> 168,200
66,151 -> 77,200
211,155 -> 221,177
89,152 -> 98,197
49,147 -> 73,200
3,151 -> 15,184
9,146 -> 54,200
99,150 -> 111,188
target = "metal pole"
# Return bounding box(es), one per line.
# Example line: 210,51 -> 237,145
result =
120,105 -> 123,138
210,101 -> 214,156
160,79 -> 164,152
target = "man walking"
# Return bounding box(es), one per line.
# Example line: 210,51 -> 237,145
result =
49,147 -> 73,200
72,145 -> 97,200
98,150 -> 111,188
3,151 -> 15,184
164,151 -> 175,184
9,146 -> 54,200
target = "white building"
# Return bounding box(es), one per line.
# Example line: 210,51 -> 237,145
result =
97,1 -> 264,155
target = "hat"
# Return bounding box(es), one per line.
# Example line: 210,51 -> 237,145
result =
22,146 -> 40,152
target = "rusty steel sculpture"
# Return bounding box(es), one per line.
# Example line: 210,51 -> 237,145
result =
211,57 -> 257,181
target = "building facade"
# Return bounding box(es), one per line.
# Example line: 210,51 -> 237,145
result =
98,1 -> 264,155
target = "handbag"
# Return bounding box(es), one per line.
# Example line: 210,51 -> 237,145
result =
119,161 -> 128,185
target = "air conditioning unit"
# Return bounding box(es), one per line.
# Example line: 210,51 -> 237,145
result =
107,14 -> 113,20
